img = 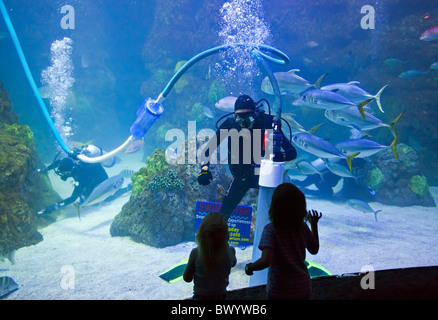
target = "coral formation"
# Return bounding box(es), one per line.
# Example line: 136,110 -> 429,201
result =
5,123 -> 34,145
147,170 -> 184,193
0,83 -> 61,257
174,60 -> 187,73
154,122 -> 174,142
131,149 -> 169,196
190,102 -> 207,122
173,77 -> 189,94
364,144 -> 435,206
365,167 -> 385,192
111,145 -> 234,248
208,79 -> 227,104
409,175 -> 429,198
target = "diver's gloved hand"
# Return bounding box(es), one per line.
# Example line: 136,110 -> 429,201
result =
35,166 -> 48,174
37,203 -> 59,215
245,263 -> 254,276
70,148 -> 81,160
198,165 -> 213,186
273,151 -> 286,162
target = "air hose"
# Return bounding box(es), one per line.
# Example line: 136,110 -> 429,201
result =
156,43 -> 289,104
0,0 -> 73,156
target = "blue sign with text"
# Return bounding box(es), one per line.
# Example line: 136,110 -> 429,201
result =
195,201 -> 253,247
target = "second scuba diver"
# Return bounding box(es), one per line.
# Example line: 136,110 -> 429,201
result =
197,95 -> 297,221
37,145 -> 130,215
37,156 -> 108,214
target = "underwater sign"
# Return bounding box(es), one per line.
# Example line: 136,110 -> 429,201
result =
195,201 -> 252,247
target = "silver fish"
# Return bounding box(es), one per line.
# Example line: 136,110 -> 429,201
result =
399,70 -> 428,79
282,114 -> 325,136
103,156 -> 121,168
346,199 -> 382,222
84,175 -> 124,206
294,89 -> 371,118
383,58 -> 406,67
335,138 -> 398,159
215,96 -> 237,113
430,62 -> 438,70
165,146 -> 179,164
325,108 -> 404,138
321,82 -> 388,113
0,277 -> 19,298
282,113 -> 306,134
292,132 -> 358,170
118,169 -> 135,178
324,159 -> 357,180
125,139 -> 144,154
261,69 -> 326,96
0,250 -> 15,265
0,32 -> 8,41
38,86 -> 52,99
290,160 -> 323,178
203,106 -> 214,119
74,175 -> 124,219
420,26 -> 438,41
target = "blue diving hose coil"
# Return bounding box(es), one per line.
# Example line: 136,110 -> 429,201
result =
157,43 -> 289,104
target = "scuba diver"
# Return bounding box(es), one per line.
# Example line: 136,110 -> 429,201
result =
197,95 -> 297,221
37,156 -> 108,215
288,158 -> 375,201
37,145 -> 129,215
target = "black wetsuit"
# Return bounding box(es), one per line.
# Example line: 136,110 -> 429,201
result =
58,161 -> 108,207
204,112 -> 297,221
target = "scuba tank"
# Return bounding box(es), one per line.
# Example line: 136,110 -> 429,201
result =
80,145 -> 117,168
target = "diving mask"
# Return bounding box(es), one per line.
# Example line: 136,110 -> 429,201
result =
55,168 -> 72,181
55,157 -> 75,181
234,113 -> 255,128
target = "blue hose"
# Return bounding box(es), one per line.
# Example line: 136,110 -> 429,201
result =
251,49 -> 283,122
159,43 -> 289,100
0,0 -> 72,155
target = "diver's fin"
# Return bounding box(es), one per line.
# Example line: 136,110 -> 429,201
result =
159,259 -> 189,283
374,84 -> 388,113
314,73 -> 328,89
357,99 -> 373,119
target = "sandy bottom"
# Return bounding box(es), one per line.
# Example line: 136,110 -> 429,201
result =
1,153 -> 438,300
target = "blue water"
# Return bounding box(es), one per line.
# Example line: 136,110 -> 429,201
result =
1,0 -> 438,299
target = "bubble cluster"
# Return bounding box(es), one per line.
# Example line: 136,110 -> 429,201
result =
216,0 -> 272,94
41,37 -> 75,145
